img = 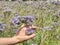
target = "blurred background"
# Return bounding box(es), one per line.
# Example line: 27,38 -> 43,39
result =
0,0 -> 60,1
0,0 -> 60,45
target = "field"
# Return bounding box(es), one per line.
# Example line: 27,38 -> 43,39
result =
0,1 -> 60,45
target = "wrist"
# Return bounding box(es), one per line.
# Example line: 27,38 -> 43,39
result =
13,36 -> 26,43
12,36 -> 20,44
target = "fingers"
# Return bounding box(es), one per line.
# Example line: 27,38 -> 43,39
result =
20,24 -> 38,29
26,34 -> 35,39
15,24 -> 38,35
20,24 -> 26,29
31,25 -> 38,29
28,25 -> 38,30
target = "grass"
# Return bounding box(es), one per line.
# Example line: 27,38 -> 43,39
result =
0,1 -> 60,45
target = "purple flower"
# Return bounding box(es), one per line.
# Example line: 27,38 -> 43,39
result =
20,15 -> 34,24
53,1 -> 60,5
23,15 -> 34,20
10,13 -> 21,27
0,22 -> 6,31
10,17 -> 20,27
25,28 -> 34,35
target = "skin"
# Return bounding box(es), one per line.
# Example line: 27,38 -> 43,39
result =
0,24 -> 37,45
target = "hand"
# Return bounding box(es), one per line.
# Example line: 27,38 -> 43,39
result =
13,24 -> 37,43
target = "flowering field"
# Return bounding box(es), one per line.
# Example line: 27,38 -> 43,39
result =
0,1 -> 60,45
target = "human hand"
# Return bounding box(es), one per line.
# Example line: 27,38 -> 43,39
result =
13,24 -> 37,43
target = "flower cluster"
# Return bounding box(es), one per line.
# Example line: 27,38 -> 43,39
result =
25,28 -> 34,35
10,13 -> 20,27
0,1 -> 60,45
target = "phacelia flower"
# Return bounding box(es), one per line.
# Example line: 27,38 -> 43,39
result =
25,28 -> 34,35
10,17 -> 20,27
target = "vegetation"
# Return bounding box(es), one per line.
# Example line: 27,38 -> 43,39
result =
0,1 -> 60,45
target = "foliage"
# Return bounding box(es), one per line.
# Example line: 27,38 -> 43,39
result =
0,1 -> 60,45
